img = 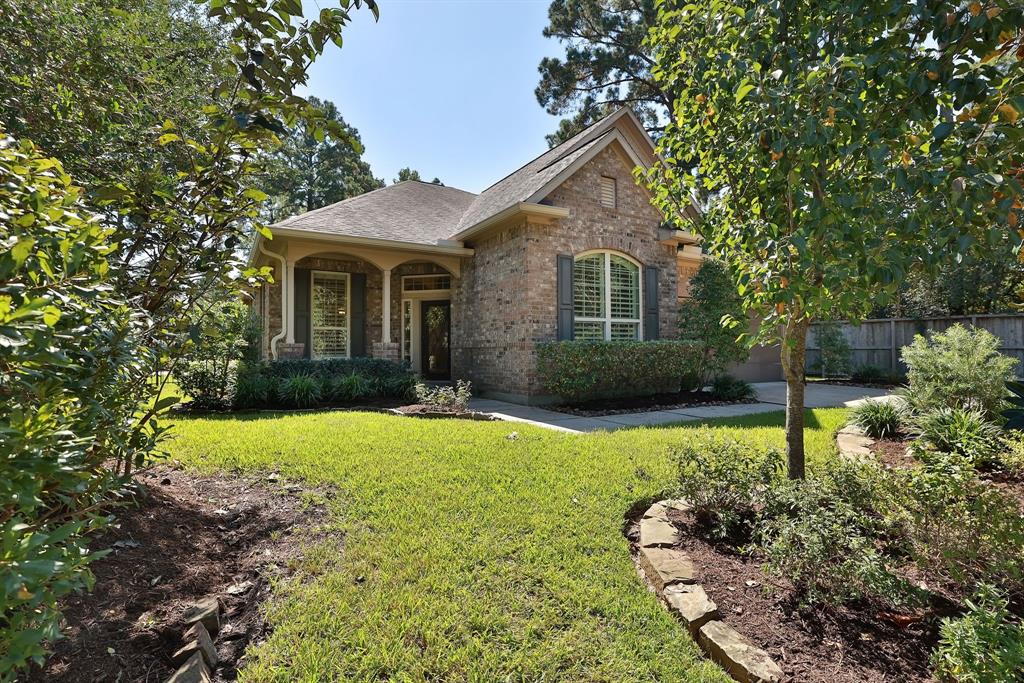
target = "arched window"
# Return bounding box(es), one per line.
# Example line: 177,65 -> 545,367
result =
573,251 -> 641,341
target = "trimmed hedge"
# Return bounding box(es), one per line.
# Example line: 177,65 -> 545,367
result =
536,340 -> 699,401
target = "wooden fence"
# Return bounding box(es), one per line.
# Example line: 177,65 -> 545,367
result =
806,314 -> 1024,378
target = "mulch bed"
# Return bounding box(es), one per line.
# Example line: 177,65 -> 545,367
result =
389,404 -> 498,421
868,436 -> 1024,511
627,507 -> 944,683
548,390 -> 755,417
29,465 -> 331,683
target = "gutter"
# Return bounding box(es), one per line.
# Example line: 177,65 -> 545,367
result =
257,237 -> 287,360
269,226 -> 475,256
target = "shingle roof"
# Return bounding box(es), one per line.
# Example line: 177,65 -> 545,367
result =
274,181 -> 477,246
453,130 -> 612,233
271,108 -> 641,246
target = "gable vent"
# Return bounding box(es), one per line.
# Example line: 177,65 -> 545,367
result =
600,176 -> 616,208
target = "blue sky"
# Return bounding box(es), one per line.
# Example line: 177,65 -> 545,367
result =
302,0 -> 566,193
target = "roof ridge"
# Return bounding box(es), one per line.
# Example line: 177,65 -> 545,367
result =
474,109 -> 624,195
275,179 -> 476,228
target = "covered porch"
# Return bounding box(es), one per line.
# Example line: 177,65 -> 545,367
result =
251,228 -> 473,379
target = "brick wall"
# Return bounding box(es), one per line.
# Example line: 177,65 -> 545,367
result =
453,144 -> 679,402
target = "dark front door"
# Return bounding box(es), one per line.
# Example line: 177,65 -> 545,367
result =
420,300 -> 451,379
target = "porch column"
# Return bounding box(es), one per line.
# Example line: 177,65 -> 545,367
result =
285,258 -> 296,343
381,268 -> 392,343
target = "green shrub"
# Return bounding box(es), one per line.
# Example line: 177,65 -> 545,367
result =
232,367 -> 271,409
230,358 -> 415,408
850,363 -> 891,384
889,456 -> 1024,593
177,359 -> 237,410
676,259 -> 749,387
914,407 -> 1002,467
537,340 -> 698,401
1,136 -> 164,677
325,374 -> 371,403
849,399 -> 906,439
811,322 -> 852,378
759,465 -> 908,606
1004,380 -> 1024,430
710,375 -> 754,401
414,380 -> 472,412
932,584 -> 1024,683
900,324 -> 1018,419
674,429 -> 782,540
278,374 -> 322,409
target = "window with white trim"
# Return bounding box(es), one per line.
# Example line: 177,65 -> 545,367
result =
573,252 -> 641,340
311,271 -> 350,358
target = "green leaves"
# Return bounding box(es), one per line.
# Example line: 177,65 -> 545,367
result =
735,81 -> 755,104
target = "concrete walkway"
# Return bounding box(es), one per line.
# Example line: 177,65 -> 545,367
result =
469,381 -> 891,434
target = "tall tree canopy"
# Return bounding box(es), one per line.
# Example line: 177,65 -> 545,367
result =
394,167 -> 442,184
262,97 -> 383,222
535,0 -> 670,146
644,0 -> 1023,477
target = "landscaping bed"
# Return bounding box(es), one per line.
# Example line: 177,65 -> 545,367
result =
628,506 -> 941,683
549,389 -> 755,417
29,466 -> 329,682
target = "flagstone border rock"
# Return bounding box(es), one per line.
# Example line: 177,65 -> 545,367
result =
836,424 -> 875,462
165,597 -> 224,683
636,500 -> 783,683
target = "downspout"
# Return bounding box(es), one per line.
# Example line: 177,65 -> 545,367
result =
258,237 -> 287,360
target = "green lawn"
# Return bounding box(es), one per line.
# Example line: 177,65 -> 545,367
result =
167,408 -> 847,682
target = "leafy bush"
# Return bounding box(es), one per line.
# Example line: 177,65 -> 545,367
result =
932,584 -> 1024,683
1004,380 -> 1024,430
810,322 -> 852,378
849,399 -> 906,439
914,407 -> 1002,468
414,380 -> 472,412
889,455 -> 1024,593
262,357 -> 411,384
537,340 -> 699,401
1,136 -> 164,677
233,366 -> 272,409
759,468 -> 907,606
674,429 -> 782,540
325,373 -> 372,403
900,324 -> 1018,419
676,259 -> 749,387
176,360 -> 237,410
710,375 -> 754,401
278,374 -> 322,409
850,363 -> 891,384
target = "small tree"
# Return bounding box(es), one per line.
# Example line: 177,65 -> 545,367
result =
644,0 -> 1023,478
677,259 -> 749,387
812,322 -> 852,379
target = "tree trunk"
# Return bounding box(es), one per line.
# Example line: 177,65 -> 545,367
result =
780,317 -> 809,479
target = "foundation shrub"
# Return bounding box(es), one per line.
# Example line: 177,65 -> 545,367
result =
537,340 -> 699,402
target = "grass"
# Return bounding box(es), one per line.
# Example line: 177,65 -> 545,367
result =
167,408 -> 848,682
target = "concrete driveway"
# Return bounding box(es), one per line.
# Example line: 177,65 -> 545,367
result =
470,381 -> 893,434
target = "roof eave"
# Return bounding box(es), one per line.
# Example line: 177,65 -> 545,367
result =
451,202 -> 571,242
253,225 -> 475,257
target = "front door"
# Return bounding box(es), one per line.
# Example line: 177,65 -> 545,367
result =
420,300 -> 451,379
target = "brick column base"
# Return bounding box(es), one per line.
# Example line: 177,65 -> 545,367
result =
371,342 -> 401,362
277,343 -> 305,359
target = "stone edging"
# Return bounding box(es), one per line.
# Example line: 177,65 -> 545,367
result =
166,597 -> 222,682
836,424 -> 875,462
637,500 -> 784,683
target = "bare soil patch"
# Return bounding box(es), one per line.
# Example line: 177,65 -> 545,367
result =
29,465 -> 331,683
549,390 -> 755,417
626,507 -> 943,683
869,436 -> 916,469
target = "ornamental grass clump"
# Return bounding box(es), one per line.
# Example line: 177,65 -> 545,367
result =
849,399 -> 907,440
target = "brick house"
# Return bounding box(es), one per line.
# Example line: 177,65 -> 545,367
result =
249,108 -> 703,403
